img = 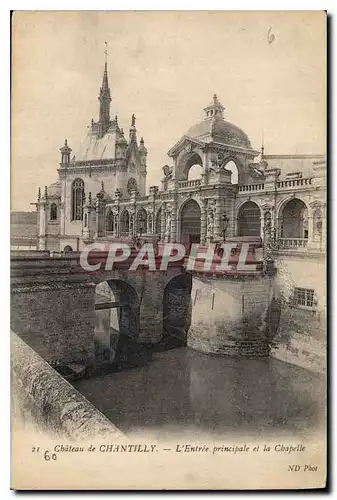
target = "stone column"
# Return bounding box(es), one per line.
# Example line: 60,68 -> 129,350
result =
95,199 -> 106,238
114,189 -> 122,238
38,200 -> 47,250
83,194 -> 94,240
160,203 -> 166,241
214,197 -> 221,238
307,210 -> 314,248
200,199 -> 207,244
260,210 -> 265,240
171,197 -> 178,242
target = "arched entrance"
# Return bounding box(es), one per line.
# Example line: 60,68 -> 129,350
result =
162,273 -> 192,348
94,279 -> 145,372
237,201 -> 261,237
180,199 -> 201,245
279,198 -> 308,239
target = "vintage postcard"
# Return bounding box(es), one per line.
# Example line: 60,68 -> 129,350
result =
10,11 -> 327,490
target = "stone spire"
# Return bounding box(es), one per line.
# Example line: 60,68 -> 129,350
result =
98,42 -> 112,138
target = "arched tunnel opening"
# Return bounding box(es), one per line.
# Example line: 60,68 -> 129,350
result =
158,272 -> 193,351
93,279 -> 148,375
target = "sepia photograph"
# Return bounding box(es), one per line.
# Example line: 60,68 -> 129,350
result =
10,10 -> 327,490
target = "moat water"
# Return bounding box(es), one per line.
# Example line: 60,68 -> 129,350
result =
73,347 -> 325,440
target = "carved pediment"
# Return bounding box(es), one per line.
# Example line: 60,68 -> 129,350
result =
167,135 -> 204,158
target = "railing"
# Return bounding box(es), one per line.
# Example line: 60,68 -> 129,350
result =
178,179 -> 202,189
238,184 -> 265,192
277,178 -> 312,189
278,238 -> 308,249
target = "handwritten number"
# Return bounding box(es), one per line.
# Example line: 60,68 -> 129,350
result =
268,27 -> 275,45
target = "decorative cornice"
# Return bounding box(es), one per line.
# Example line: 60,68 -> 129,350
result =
265,154 -> 325,160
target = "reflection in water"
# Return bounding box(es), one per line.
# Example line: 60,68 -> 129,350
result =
73,347 -> 325,439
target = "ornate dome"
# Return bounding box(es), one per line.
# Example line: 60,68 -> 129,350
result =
186,119 -> 252,149
185,94 -> 252,150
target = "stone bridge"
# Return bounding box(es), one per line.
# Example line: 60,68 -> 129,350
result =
11,248 -> 279,379
11,251 -> 193,375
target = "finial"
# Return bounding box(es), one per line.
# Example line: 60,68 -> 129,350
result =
44,186 -> 48,198
120,128 -> 124,135
115,115 -> 118,123
65,139 -> 68,147
88,192 -> 92,203
131,114 -> 136,127
140,136 -> 144,144
37,187 -> 41,201
91,118 -> 94,126
104,41 -> 108,66
213,94 -> 217,102
101,181 -> 104,191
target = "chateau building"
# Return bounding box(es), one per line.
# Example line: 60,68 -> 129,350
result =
35,56 -> 326,325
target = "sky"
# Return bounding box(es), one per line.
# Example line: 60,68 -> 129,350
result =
11,11 -> 326,211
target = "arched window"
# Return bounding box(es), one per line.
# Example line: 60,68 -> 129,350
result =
106,210 -> 114,233
120,210 -> 130,236
224,160 -> 239,185
280,199 -> 308,239
71,178 -> 84,221
136,208 -> 147,235
237,201 -> 261,237
50,202 -> 57,221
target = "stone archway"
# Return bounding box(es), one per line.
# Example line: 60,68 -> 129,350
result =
162,273 -> 192,348
94,279 -> 146,372
223,159 -> 239,185
179,199 -> 202,245
176,152 -> 203,181
237,201 -> 261,237
279,198 -> 308,240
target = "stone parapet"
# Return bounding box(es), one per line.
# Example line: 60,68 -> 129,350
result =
11,330 -> 124,440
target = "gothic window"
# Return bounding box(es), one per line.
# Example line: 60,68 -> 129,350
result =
71,178 -> 84,221
136,208 -> 147,235
127,178 -> 138,195
50,202 -> 57,221
106,210 -> 114,232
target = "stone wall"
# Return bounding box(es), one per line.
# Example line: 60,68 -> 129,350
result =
270,303 -> 325,374
11,256 -> 97,369
187,275 -> 275,357
11,331 -> 124,440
